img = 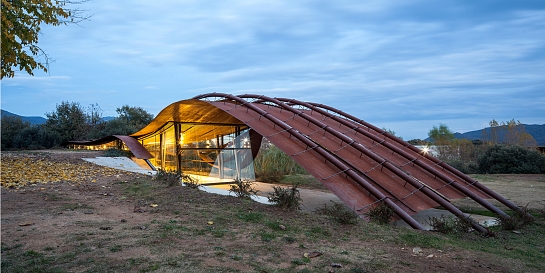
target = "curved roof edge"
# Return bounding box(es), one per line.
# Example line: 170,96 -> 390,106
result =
130,99 -> 245,138
62,135 -> 153,159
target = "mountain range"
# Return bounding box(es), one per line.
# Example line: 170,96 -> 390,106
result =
453,124 -> 545,146
1,110 -> 115,125
1,109 -> 47,125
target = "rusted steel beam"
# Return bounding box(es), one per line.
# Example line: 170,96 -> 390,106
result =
303,102 -> 516,218
193,93 -> 425,230
239,95 -> 488,233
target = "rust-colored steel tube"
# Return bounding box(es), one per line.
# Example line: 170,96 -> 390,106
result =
310,102 -> 528,217
241,95 -> 488,233
193,93 -> 425,230
305,101 -> 507,216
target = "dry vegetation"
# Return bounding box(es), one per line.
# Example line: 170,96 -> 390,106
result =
1,150 -> 544,273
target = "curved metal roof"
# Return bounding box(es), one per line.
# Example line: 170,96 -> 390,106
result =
66,93 -> 529,232
130,99 -> 246,139
187,93 -> 528,232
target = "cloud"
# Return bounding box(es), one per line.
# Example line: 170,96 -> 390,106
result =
1,0 -> 543,140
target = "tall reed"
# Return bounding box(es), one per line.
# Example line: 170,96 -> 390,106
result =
254,144 -> 307,182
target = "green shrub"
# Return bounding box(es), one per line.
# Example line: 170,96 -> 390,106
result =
154,169 -> 197,187
496,205 -> 534,230
427,215 -> 475,234
103,148 -> 133,157
315,201 -> 359,225
364,201 -> 394,225
477,144 -> 545,174
13,126 -> 61,149
267,183 -> 303,211
445,159 -> 479,174
229,178 -> 259,199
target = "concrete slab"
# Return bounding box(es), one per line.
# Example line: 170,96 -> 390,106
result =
82,157 -> 156,175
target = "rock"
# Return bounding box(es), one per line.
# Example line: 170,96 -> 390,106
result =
134,206 -> 146,213
412,247 -> 422,254
330,263 -> 342,268
99,226 -> 112,230
121,219 -> 127,223
303,251 -> 323,258
84,210 -> 93,214
18,222 -> 34,226
279,224 -> 286,230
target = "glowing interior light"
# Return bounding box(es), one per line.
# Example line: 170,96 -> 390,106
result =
242,137 -> 249,143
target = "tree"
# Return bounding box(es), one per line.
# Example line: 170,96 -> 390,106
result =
1,115 -> 31,149
381,127 -> 402,140
482,119 -> 537,147
1,0 -> 88,78
407,139 -> 429,145
44,101 -> 89,142
116,105 -> 154,132
428,124 -> 455,144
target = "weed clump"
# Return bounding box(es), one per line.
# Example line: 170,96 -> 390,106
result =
496,205 -> 534,230
364,201 -> 394,225
103,148 -> 133,157
316,201 -> 359,225
154,169 -> 198,188
427,215 -> 475,234
267,183 -> 303,211
229,178 -> 259,199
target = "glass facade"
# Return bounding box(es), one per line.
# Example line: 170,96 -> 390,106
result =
68,140 -> 127,151
139,122 -> 256,181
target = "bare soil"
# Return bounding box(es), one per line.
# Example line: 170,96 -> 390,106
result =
1,150 -> 544,272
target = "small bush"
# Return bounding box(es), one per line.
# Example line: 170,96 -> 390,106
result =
267,183 -> 303,211
229,178 -> 259,199
154,169 -> 197,187
103,148 -> 133,157
316,201 -> 359,225
477,144 -> 545,174
256,170 -> 284,183
427,215 -> 475,234
182,175 -> 201,189
154,169 -> 181,186
496,205 -> 535,230
364,201 -> 394,225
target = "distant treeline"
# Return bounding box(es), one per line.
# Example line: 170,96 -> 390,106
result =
1,101 -> 153,150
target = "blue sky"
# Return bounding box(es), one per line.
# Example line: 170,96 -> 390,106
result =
1,0 -> 544,140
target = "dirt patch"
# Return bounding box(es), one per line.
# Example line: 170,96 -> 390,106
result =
451,174 -> 545,211
1,150 -> 544,272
